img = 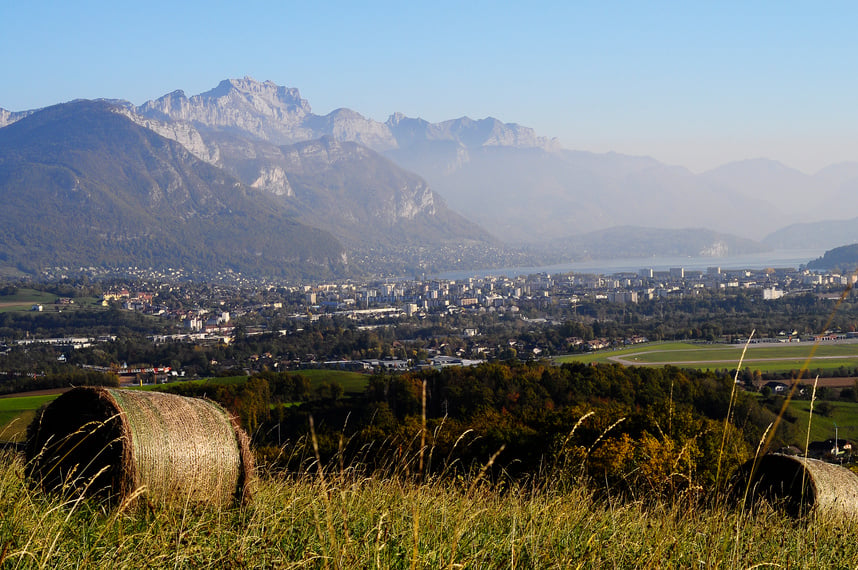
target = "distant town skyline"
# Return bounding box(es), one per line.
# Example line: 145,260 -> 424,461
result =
3,1 -> 858,174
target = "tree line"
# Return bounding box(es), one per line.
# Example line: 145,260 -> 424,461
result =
191,362 -> 794,498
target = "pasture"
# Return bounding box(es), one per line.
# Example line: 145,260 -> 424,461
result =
0,288 -> 59,313
138,369 -> 370,394
788,399 -> 858,443
0,370 -> 370,442
0,393 -> 60,442
0,288 -> 102,313
557,341 -> 858,375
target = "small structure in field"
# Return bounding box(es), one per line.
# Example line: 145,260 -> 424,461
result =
26,387 -> 253,507
738,454 -> 858,519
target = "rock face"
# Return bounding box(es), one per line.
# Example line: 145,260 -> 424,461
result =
137,77 -> 557,154
386,112 -> 559,151
305,108 -> 397,151
134,78 -> 495,248
140,79 -> 315,144
274,137 -> 491,247
115,106 -> 220,164
0,107 -> 34,128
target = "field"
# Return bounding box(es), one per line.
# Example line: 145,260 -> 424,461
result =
4,363 -> 858,565
0,288 -> 102,313
0,370 -> 370,444
0,394 -> 60,443
788,399 -> 858,443
0,289 -> 59,313
557,340 -> 858,375
137,370 -> 370,394
288,368 -> 370,394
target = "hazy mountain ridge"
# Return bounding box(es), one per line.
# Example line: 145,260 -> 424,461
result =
70,78 -> 858,245
4,77 -> 858,276
274,137 -> 494,247
129,80 -> 499,250
139,79 -> 316,144
763,218 -> 858,250
136,77 -> 558,154
544,226 -> 771,261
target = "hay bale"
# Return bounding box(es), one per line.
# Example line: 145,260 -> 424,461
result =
738,453 -> 858,519
26,387 -> 253,507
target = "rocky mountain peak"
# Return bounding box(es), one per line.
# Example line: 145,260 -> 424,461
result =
199,77 -> 311,114
139,77 -> 314,145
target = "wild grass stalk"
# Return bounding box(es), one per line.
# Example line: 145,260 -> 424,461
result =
6,446 -> 858,567
715,329 -> 754,494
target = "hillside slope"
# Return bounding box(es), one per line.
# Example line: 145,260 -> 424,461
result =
0,101 -> 346,279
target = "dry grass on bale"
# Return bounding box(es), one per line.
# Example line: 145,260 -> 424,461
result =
738,453 -> 858,520
25,387 -> 253,508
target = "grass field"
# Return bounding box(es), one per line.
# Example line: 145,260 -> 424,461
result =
0,370 -> 371,443
143,370 -> 370,394
0,394 -> 60,443
788,399 -> 858,443
0,289 -> 103,313
290,369 -> 370,394
0,288 -> 59,313
557,341 -> 858,374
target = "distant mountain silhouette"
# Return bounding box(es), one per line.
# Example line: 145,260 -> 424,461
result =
805,243 -> 858,272
4,77 -> 856,277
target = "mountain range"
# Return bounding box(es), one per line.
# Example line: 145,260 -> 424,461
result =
128,78 -> 857,247
1,77 -> 857,278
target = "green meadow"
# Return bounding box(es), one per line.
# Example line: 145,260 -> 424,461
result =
0,289 -> 59,313
139,370 -> 370,394
0,370 -> 370,443
0,288 -> 102,313
0,394 -> 60,442
788,399 -> 858,443
557,341 -> 858,374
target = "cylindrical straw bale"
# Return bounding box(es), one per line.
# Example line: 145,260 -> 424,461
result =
738,453 -> 858,519
26,387 -> 253,507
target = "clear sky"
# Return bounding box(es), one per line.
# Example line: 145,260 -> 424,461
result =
3,1 -> 857,173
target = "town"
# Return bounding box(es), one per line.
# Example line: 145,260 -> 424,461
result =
3,261 -> 857,381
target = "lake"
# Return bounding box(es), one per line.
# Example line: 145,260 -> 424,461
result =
437,249 -> 827,280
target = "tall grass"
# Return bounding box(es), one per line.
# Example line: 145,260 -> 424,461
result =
3,443 -> 858,568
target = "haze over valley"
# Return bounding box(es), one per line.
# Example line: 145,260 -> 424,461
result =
3,3 -> 858,280
1,77 -> 857,280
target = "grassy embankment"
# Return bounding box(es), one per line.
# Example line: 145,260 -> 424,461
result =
0,395 -> 57,443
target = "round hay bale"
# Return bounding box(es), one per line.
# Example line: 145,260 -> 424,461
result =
737,453 -> 858,519
26,387 -> 253,507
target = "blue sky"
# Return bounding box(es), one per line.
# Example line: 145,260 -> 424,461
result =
3,1 -> 857,173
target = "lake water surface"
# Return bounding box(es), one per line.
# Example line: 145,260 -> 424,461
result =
438,249 -> 827,280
